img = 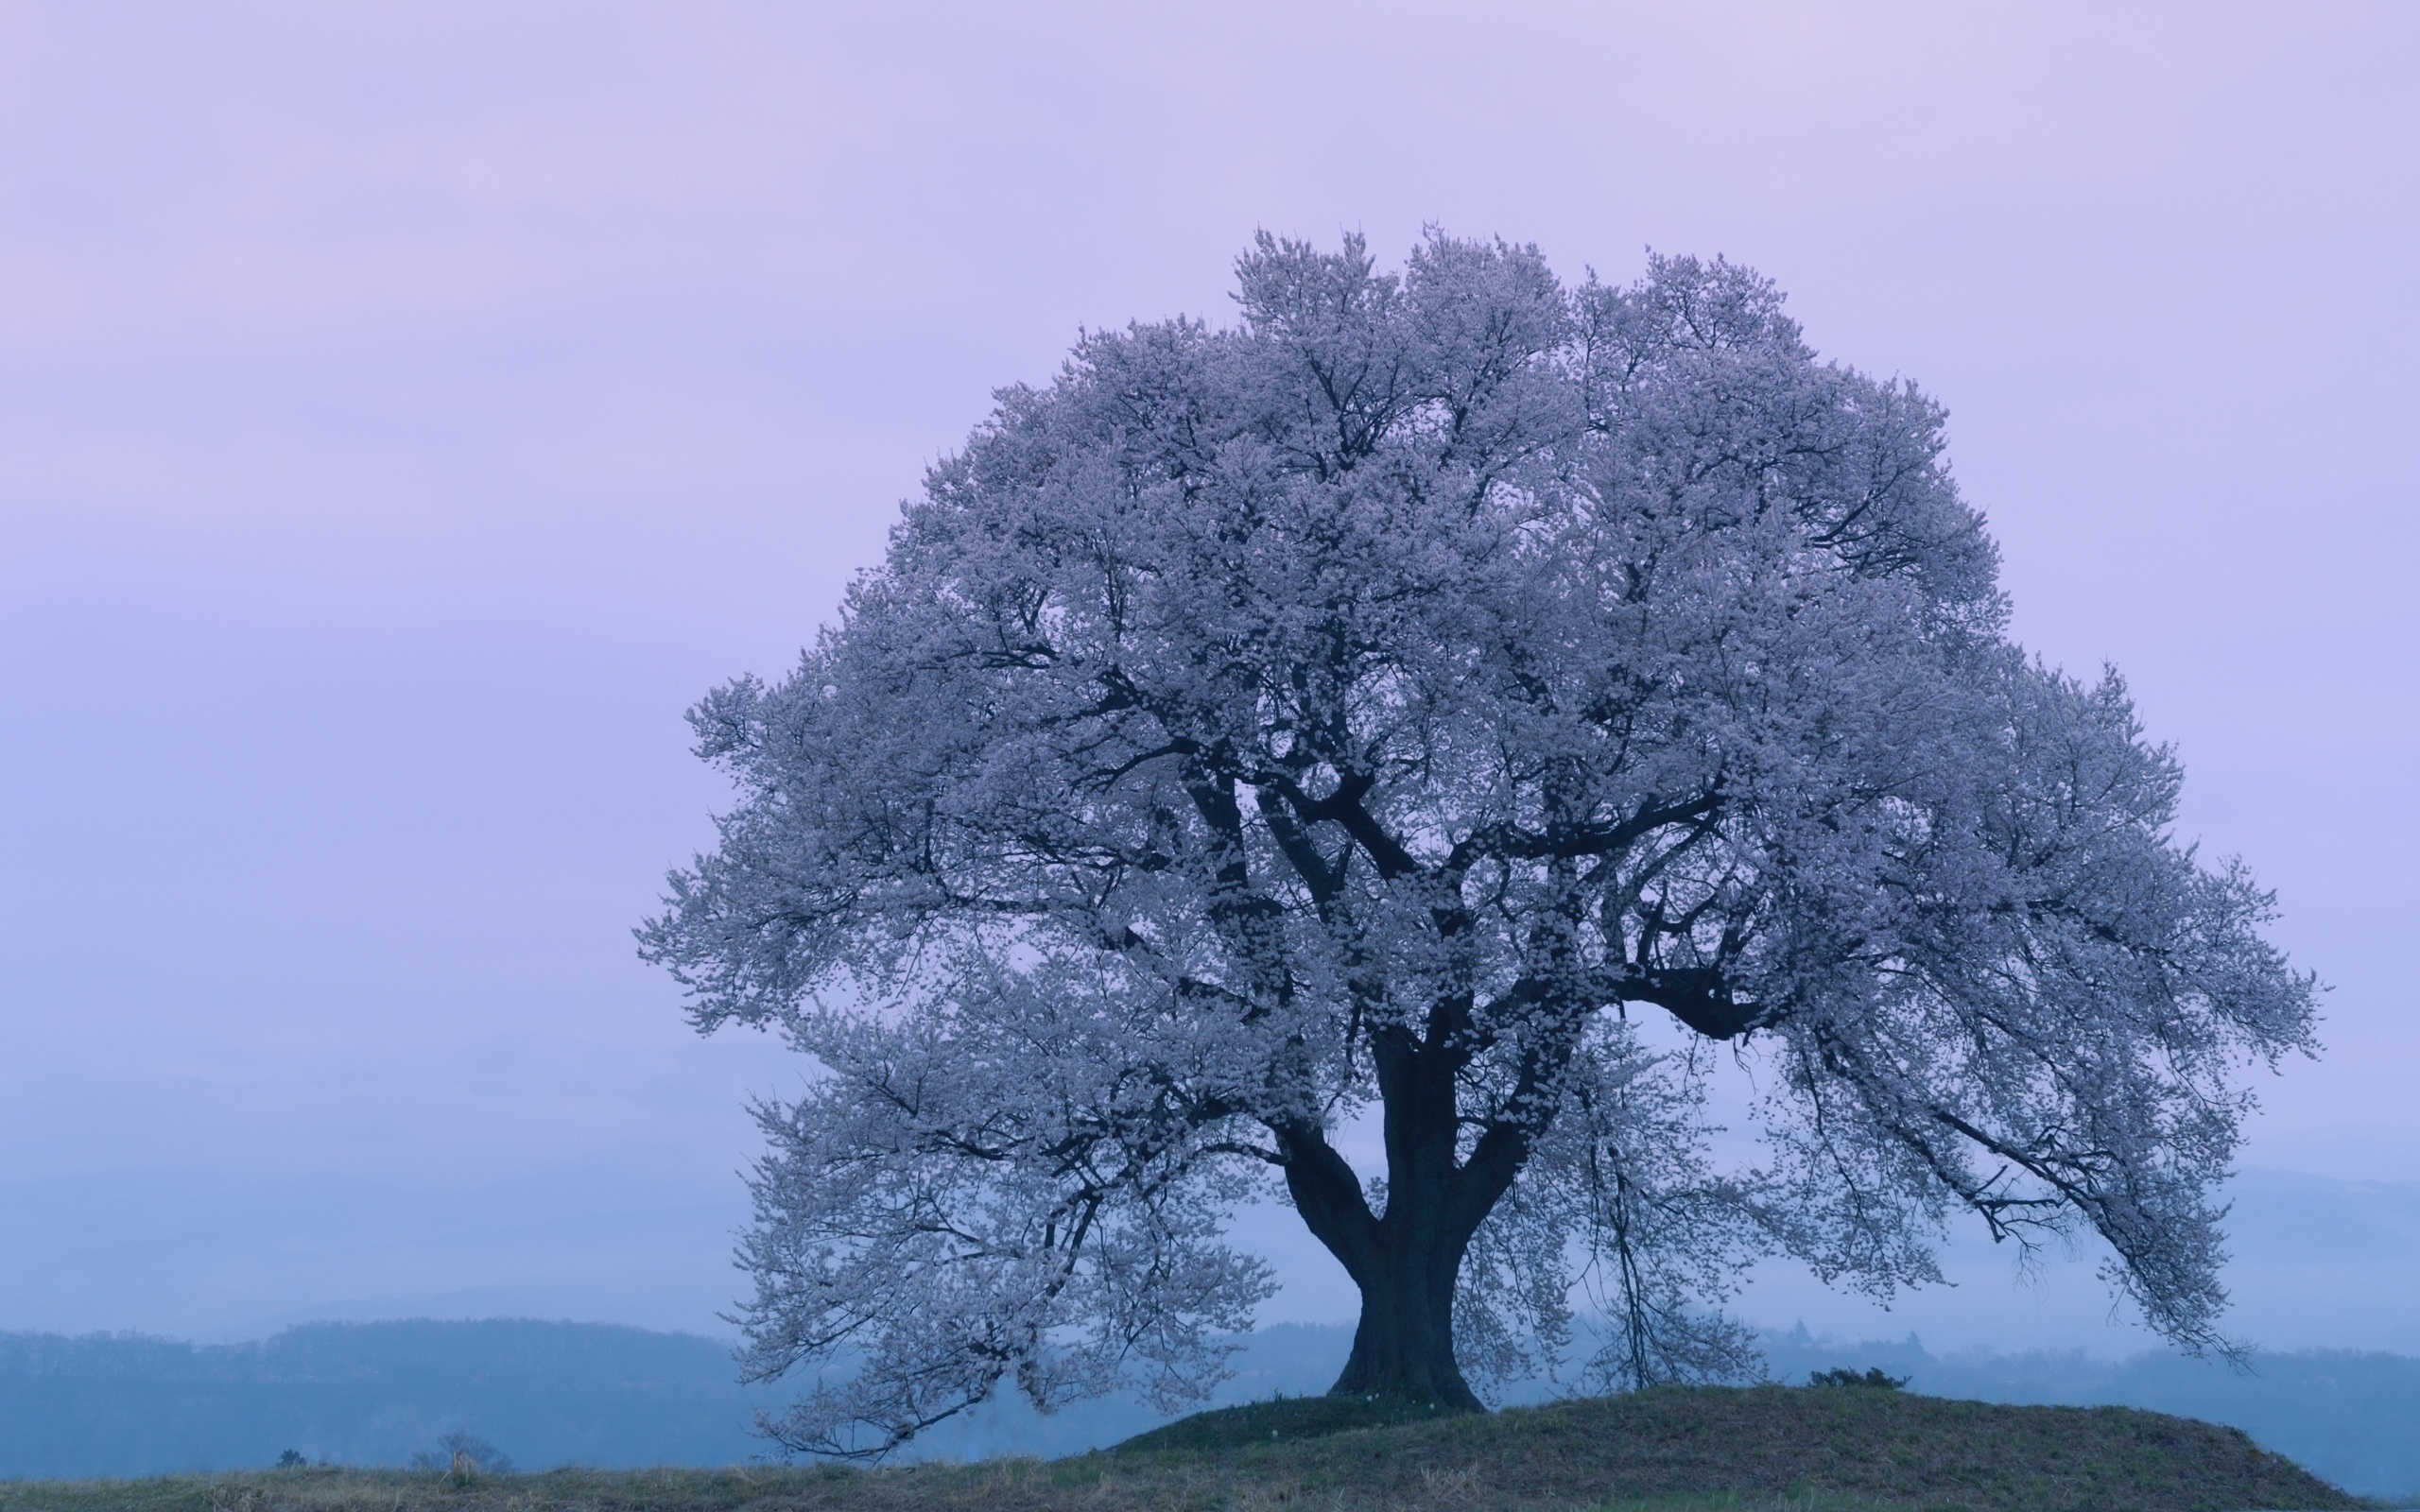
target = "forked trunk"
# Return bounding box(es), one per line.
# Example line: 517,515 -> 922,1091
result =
1280,1119 -> 1495,1410
1279,1027 -> 1526,1414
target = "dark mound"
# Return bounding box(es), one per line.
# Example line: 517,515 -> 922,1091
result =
1104,1383 -> 2367,1511
1110,1391 -> 1476,1454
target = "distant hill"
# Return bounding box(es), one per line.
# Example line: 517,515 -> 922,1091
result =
3,1316 -> 2416,1498
0,1320 -> 767,1476
0,1318 -> 1357,1477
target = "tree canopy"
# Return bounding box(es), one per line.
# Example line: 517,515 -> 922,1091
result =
639,232 -> 2318,1457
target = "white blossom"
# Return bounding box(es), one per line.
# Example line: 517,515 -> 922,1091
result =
641,232 -> 2319,1452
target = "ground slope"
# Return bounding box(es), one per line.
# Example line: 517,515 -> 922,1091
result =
0,1385 -> 2376,1512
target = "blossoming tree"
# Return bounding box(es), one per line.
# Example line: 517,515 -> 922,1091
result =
639,233 -> 2318,1456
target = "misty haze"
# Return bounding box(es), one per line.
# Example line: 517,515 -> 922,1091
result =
2,5 -> 2414,1508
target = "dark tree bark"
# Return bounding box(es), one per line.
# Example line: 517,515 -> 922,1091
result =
1276,1022 -> 1529,1411
1327,1203 -> 1482,1408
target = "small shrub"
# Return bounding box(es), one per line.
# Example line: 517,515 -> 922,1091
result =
275,1448 -> 305,1468
407,1429 -> 514,1478
1809,1366 -> 1910,1390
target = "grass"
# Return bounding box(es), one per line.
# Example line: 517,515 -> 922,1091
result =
0,1384 -> 2390,1512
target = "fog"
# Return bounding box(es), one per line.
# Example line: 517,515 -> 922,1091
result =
2,3 -> 2413,1356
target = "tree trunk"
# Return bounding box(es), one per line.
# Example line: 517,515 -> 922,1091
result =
1328,1221 -> 1481,1408
1276,1028 -> 1506,1413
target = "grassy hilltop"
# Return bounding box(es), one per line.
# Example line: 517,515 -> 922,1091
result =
0,1384 -> 2378,1512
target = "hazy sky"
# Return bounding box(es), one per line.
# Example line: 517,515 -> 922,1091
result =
3,4 -> 2414,1348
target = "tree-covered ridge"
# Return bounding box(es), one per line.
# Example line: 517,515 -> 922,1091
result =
0,1321 -> 765,1476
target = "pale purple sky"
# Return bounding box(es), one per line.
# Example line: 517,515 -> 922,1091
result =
2,4 -> 2414,1346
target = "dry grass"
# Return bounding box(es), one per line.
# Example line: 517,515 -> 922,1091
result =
0,1385 -> 2381,1512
